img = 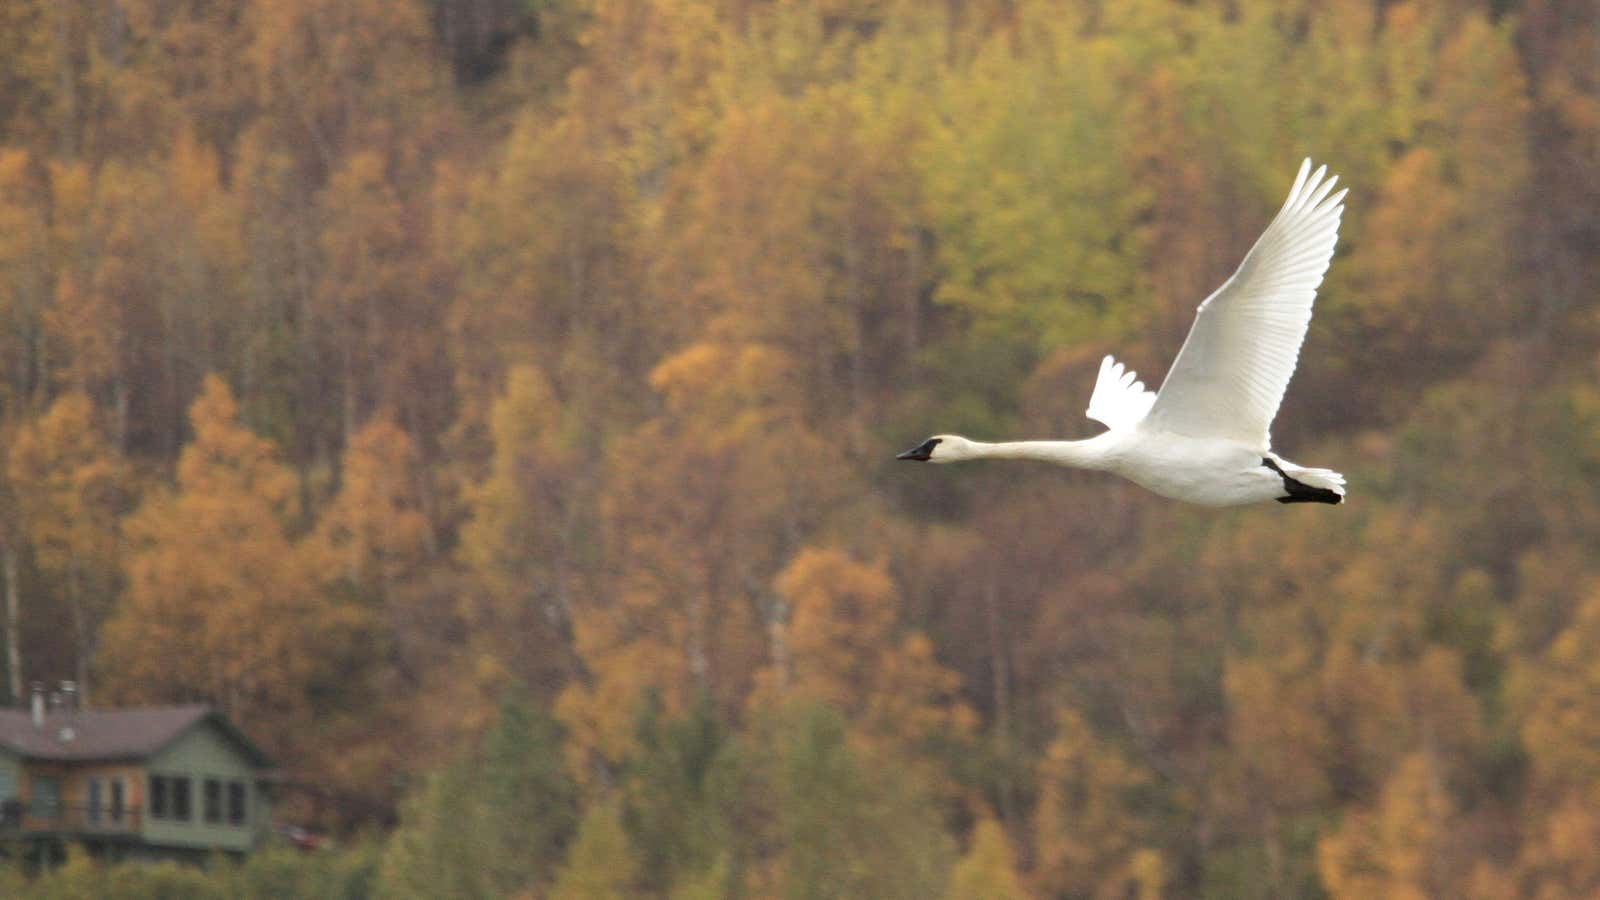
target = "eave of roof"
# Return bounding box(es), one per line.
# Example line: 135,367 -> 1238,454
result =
0,705 -> 274,768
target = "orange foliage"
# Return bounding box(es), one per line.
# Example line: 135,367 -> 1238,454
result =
100,376 -> 356,765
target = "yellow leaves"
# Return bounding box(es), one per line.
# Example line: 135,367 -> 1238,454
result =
1377,2 -> 1442,148
558,607 -> 688,780
320,150 -> 409,303
459,362 -> 580,611
868,633 -> 978,736
244,0 -> 437,124
446,112 -> 641,434
780,546 -> 897,688
551,800 -> 638,900
921,0 -> 1149,352
0,1 -> 52,130
656,77 -> 927,436
1516,584 -> 1600,791
0,2 -> 1574,889
1224,655 -> 1335,811
765,547 -> 974,751
495,365 -> 564,441
1492,577 -> 1600,894
102,374 -> 340,759
168,129 -> 227,223
44,272 -> 118,390
458,362 -> 589,749
1033,706 -> 1165,900
1317,753 -> 1456,900
575,0 -> 727,185
647,342 -> 727,403
313,417 -> 432,589
7,391 -> 126,572
1511,786 -> 1600,900
0,148 -> 44,264
179,375 -> 298,514
945,817 -> 1027,900
649,341 -> 800,431
1359,147 -> 1455,333
0,148 -> 50,390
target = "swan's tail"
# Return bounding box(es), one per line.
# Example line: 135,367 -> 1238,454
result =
1267,456 -> 1346,505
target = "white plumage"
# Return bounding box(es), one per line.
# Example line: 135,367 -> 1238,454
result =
1084,355 -> 1156,433
898,158 -> 1348,507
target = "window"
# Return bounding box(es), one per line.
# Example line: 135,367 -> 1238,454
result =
227,781 -> 247,826
87,777 -> 103,823
204,778 -> 222,824
31,775 -> 60,820
172,776 -> 192,821
110,778 -> 125,823
149,775 -> 169,819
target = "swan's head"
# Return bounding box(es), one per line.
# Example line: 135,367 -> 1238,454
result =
895,435 -> 972,463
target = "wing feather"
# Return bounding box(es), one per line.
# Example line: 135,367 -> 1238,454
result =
1142,159 -> 1345,449
1085,355 -> 1156,431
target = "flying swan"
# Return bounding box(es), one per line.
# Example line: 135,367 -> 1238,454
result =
898,158 -> 1347,507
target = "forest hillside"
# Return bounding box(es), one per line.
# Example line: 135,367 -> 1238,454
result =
0,0 -> 1596,896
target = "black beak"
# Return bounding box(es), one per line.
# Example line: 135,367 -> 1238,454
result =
896,438 -> 940,461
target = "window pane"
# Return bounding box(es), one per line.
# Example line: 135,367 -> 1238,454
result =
204,779 -> 222,824
228,781 -> 247,825
88,778 -> 102,823
111,778 -> 125,823
172,777 -> 191,821
149,775 -> 168,819
32,776 -> 60,820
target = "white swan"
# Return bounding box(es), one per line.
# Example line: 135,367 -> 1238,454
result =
898,158 -> 1347,507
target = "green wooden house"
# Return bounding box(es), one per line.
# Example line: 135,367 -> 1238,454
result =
0,698 -> 274,863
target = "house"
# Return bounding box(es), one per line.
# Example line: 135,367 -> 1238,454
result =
0,687 -> 274,863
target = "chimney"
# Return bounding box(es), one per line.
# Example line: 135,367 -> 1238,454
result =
29,682 -> 43,728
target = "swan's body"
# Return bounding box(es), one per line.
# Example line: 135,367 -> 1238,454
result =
899,159 -> 1348,507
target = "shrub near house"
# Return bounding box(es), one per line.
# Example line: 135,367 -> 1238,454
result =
0,693 -> 273,862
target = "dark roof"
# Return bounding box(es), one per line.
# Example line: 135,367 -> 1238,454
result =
0,704 -> 273,767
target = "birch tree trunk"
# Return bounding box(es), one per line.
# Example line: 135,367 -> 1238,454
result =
2,539 -> 20,705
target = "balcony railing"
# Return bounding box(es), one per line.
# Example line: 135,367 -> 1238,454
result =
0,801 -> 143,834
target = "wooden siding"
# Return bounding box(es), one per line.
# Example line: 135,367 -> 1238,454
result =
9,761 -> 140,833
142,721 -> 268,852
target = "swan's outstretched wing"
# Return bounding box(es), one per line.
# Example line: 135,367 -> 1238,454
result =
1085,355 -> 1155,431
1143,159 -> 1346,449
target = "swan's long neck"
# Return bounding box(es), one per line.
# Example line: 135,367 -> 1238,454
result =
959,438 -> 1113,470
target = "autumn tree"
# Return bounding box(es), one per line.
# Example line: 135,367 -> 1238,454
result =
0,149 -> 53,703
314,151 -> 452,454
621,695 -> 739,896
919,0 -> 1146,405
551,800 -> 639,900
7,391 -> 127,703
755,701 -> 953,900
761,546 -> 974,758
443,111 -> 646,472
47,132 -> 248,459
0,148 -> 50,408
559,343 -> 847,777
99,376 -> 351,754
314,416 -> 433,597
1503,582 -> 1600,898
655,79 -> 931,447
377,684 -> 576,899
1033,707 -> 1166,900
1318,753 -> 1460,900
945,817 -> 1027,900
457,364 -> 586,705
0,1 -> 1588,894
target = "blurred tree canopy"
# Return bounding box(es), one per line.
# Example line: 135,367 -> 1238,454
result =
0,0 -> 1595,895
